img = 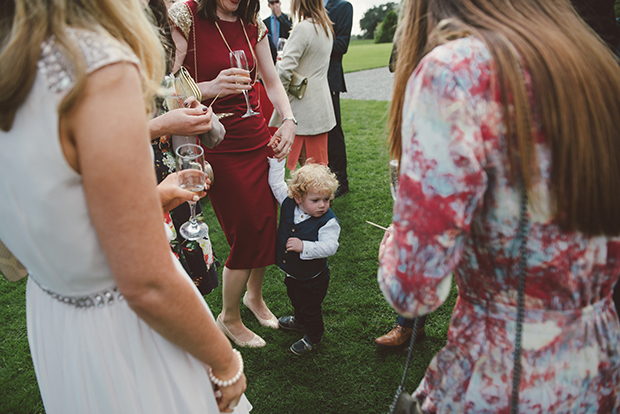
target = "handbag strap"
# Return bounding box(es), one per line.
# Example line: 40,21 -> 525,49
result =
185,2 -> 221,107
388,316 -> 420,414
510,185 -> 529,413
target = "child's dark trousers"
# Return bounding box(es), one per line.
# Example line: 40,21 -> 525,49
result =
284,267 -> 330,345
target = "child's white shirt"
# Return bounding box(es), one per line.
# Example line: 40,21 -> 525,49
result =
268,157 -> 340,260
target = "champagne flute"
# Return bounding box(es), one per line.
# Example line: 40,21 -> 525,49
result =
176,144 -> 209,240
389,159 -> 399,201
276,38 -> 287,60
163,77 -> 194,151
229,50 -> 259,118
163,76 -> 187,111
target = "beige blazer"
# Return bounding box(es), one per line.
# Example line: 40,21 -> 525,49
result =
269,19 -> 336,135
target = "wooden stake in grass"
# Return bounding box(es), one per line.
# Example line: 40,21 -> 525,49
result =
365,220 -> 388,231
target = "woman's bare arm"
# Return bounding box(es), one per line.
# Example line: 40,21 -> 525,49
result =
60,61 -> 244,410
256,37 -> 296,159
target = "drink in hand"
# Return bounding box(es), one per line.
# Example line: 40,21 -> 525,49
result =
165,95 -> 186,111
178,169 -> 205,196
175,144 -> 209,240
229,50 -> 259,117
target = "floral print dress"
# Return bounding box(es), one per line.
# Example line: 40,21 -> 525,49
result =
378,37 -> 620,413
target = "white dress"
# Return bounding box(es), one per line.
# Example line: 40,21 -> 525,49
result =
0,28 -> 251,414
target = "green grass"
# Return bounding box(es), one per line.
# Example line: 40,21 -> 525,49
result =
343,41 -> 392,73
0,100 -> 456,414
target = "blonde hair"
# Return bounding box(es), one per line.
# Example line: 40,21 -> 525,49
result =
0,0 -> 165,132
290,0 -> 334,38
388,0 -> 620,236
288,163 -> 339,201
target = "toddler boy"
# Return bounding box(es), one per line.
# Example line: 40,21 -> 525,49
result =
268,158 -> 341,355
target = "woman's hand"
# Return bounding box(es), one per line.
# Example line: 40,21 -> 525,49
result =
157,172 -> 210,213
149,101 -> 213,139
210,351 -> 247,413
378,225 -> 394,260
213,374 -> 247,413
268,119 -> 296,161
199,68 -> 252,99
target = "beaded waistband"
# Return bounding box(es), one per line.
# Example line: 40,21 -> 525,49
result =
33,278 -> 124,309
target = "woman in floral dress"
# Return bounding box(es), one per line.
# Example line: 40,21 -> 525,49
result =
149,0 -> 220,295
379,0 -> 620,412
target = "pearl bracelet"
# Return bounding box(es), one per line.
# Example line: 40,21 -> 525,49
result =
208,349 -> 244,388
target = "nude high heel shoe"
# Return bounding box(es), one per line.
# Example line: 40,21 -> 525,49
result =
243,292 -> 279,329
216,314 -> 266,348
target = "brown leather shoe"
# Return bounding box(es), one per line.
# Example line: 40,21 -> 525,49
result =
374,324 -> 425,348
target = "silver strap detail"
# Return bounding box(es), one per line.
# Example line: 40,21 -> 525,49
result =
33,278 -> 123,309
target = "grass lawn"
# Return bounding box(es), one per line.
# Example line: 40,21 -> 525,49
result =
343,40 -> 392,73
0,100 -> 456,414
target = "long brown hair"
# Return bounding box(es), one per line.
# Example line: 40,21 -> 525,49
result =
0,0 -> 165,132
291,0 -> 333,38
388,0 -> 620,237
197,0 -> 260,24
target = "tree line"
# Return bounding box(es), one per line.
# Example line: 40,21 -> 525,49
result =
359,2 -> 398,43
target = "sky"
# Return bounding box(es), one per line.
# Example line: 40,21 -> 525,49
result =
259,0 -> 390,36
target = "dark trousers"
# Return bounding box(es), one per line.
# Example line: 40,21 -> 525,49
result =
327,92 -> 348,188
398,314 -> 427,330
284,268 -> 330,344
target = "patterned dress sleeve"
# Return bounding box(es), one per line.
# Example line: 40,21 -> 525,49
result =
168,0 -> 193,40
39,28 -> 139,95
378,41 -> 489,318
256,17 -> 268,43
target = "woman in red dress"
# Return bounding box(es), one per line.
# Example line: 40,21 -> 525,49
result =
170,0 -> 296,347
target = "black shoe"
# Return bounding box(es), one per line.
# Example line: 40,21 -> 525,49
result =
290,336 -> 317,355
278,316 -> 305,332
334,184 -> 349,198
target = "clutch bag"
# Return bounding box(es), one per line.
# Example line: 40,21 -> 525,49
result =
173,66 -> 202,102
392,391 -> 423,414
0,239 -> 28,282
198,113 -> 226,149
288,70 -> 308,100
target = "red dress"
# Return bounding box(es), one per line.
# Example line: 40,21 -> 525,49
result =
172,1 -> 276,269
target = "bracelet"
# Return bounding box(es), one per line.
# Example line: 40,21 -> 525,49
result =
282,116 -> 298,125
208,349 -> 244,388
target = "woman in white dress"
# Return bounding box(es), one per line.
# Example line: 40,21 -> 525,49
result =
0,0 -> 251,413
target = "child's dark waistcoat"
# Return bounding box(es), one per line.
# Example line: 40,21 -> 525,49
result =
276,197 -> 337,280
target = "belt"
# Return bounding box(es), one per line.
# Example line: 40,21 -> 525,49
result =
32,278 -> 123,309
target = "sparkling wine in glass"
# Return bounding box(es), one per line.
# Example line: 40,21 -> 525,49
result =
176,144 -> 209,240
229,50 -> 259,118
389,159 -> 399,201
164,76 -> 187,111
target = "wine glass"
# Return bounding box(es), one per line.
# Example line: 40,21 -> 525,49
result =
229,50 -> 259,118
163,77 -> 194,151
176,144 -> 209,240
389,159 -> 399,201
276,38 -> 287,60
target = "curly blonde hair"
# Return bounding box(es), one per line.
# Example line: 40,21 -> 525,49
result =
288,163 -> 339,201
